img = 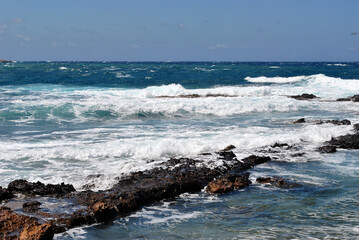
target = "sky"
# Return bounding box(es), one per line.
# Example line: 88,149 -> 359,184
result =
0,0 -> 358,61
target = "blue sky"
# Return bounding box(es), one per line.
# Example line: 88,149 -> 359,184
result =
0,0 -> 358,61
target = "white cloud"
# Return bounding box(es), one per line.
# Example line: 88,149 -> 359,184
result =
67,42 -> 77,47
17,34 -> 31,41
51,42 -> 58,47
348,46 -> 356,51
0,24 -> 7,34
208,44 -> 230,50
179,23 -> 185,29
131,44 -> 142,49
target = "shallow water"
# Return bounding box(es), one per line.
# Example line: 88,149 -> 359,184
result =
1,62 -> 358,239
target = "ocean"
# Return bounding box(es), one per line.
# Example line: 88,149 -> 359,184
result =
1,62 -> 359,239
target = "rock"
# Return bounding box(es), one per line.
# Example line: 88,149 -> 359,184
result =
271,143 -> 292,149
337,95 -> 359,102
315,119 -> 351,125
23,201 -> 41,212
20,223 -> 54,240
256,177 -> 301,188
326,133 -> 359,149
222,145 -> 236,151
317,145 -> 337,153
0,207 -> 41,239
353,123 -> 359,132
207,173 -> 251,194
217,150 -> 237,160
91,201 -> 118,223
0,186 -> 14,201
294,118 -> 306,124
0,59 -> 13,63
8,180 -> 75,196
289,93 -> 317,100
241,155 -> 271,167
207,178 -> 233,194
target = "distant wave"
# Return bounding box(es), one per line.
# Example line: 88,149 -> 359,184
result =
245,76 -> 306,83
326,63 -> 348,67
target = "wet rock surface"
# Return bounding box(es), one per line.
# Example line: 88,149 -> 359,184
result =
317,145 -> 337,153
293,118 -> 351,125
288,93 -> 317,100
7,180 -> 75,196
326,132 -> 359,149
0,187 -> 14,201
337,95 -> 359,102
1,151 -> 271,239
256,177 -> 302,189
207,173 -> 251,194
0,206 -> 54,240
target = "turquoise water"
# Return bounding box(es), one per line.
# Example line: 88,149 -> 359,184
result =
0,62 -> 358,239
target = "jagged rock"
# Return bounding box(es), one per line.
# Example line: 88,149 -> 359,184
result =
317,145 -> 337,153
289,93 -> 317,100
165,157 -> 199,167
315,119 -> 351,125
8,180 -> 75,196
0,207 -> 44,240
294,118 -> 306,124
207,173 -> 251,194
256,177 -> 301,188
217,150 -> 236,160
19,223 -> 54,240
337,95 -> 359,102
23,201 -> 41,212
326,133 -> 359,149
91,201 -> 118,223
207,178 -> 233,194
0,187 -> 14,201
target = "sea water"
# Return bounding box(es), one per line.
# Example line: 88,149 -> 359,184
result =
0,62 -> 358,239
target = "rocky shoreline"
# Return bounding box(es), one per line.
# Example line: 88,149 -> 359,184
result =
1,117 -> 359,239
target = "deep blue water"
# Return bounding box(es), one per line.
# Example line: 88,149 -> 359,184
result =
0,62 -> 358,239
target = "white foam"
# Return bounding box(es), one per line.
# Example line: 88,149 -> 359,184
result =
245,75 -> 307,83
59,67 -> 68,70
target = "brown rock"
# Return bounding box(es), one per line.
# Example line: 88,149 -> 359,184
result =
20,223 -> 54,240
207,178 -> 233,194
91,201 -> 118,223
294,118 -> 306,124
222,145 -> 236,151
289,93 -> 317,100
23,201 -> 41,212
0,186 -> 14,201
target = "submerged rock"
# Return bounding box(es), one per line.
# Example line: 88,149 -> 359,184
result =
289,93 -> 317,100
256,177 -> 301,189
315,119 -> 351,125
23,201 -> 41,212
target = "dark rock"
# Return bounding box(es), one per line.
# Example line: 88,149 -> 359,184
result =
256,177 -> 301,188
217,150 -> 237,160
294,118 -> 306,124
165,158 -> 199,167
198,152 -> 212,156
326,133 -> 359,149
291,152 -> 306,157
0,59 -> 13,63
353,123 -> 359,132
8,180 -> 75,196
23,201 -> 41,212
317,145 -> 337,153
241,155 -> 271,167
289,93 -> 317,100
315,119 -> 351,125
222,145 -> 236,151
0,186 -> 14,201
232,173 -> 251,189
271,143 -> 292,149
91,201 -> 118,223
337,95 -> 359,102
